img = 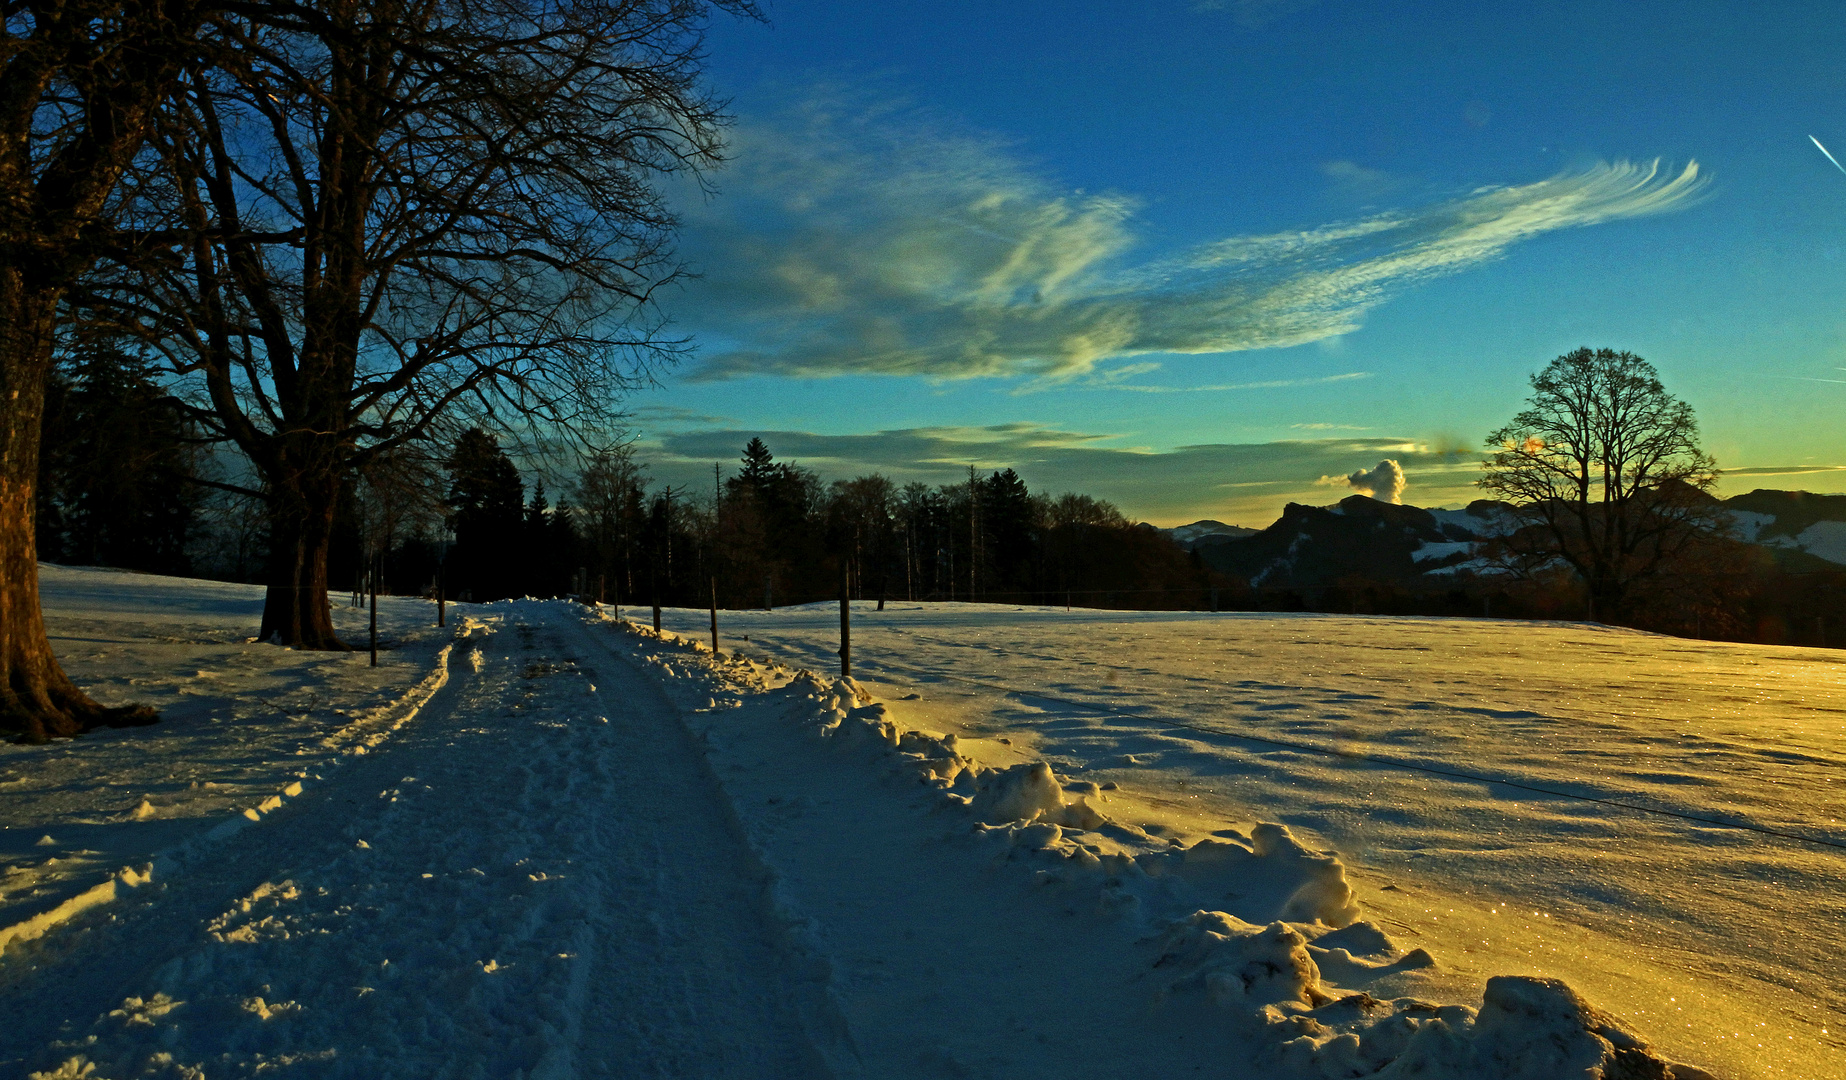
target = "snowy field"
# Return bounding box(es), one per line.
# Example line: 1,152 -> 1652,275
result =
652,599 -> 1843,1080
0,568 -> 1838,1077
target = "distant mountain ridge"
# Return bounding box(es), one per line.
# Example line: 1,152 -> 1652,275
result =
1188,488 -> 1846,588
1161,520 -> 1259,551
1722,490 -> 1846,568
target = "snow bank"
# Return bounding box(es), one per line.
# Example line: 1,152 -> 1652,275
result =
776,670 -> 1361,922
1156,913 -> 1709,1079
635,638 -> 1703,1080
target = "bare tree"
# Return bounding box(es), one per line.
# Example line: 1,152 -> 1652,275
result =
86,0 -> 754,647
573,441 -> 648,601
0,0 -> 222,738
826,474 -> 894,600
1479,348 -> 1723,622
353,443 -> 445,576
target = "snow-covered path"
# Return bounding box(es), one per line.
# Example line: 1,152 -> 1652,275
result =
2,605 -> 836,1078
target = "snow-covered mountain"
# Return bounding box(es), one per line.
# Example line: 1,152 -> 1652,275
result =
1192,495 -> 1514,587
1722,489 -> 1846,568
1193,487 -> 1846,588
1160,519 -> 1258,550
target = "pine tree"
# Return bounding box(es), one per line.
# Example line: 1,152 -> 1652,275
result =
739,437 -> 776,489
38,344 -> 200,575
445,429 -> 524,601
981,468 -> 1035,596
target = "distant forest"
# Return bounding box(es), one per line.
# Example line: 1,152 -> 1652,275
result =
37,347 -> 1213,610
37,346 -> 1846,645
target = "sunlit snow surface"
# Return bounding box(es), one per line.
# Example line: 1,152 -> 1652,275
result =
3,567 -> 1842,1077
655,599 -> 1846,1079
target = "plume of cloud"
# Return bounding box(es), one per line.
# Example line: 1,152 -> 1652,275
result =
675,97 -> 1709,383
1343,459 -> 1406,502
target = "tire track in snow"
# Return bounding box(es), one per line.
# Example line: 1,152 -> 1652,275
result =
550,614 -> 845,1079
1,607 -> 836,1079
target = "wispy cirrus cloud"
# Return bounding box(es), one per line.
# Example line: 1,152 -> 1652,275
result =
1722,465 -> 1846,476
674,99 -> 1708,384
1095,372 -> 1373,394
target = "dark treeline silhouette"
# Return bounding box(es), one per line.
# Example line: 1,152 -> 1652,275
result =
37,408 -> 1846,648
426,434 -> 1211,609
694,438 -> 1212,610
37,342 -> 202,577
323,433 -> 1213,609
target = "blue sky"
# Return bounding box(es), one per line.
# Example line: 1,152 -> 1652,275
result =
628,0 -> 1846,526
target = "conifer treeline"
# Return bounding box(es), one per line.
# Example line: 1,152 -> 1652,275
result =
37,345 -> 202,575
37,348 -> 1215,607
434,434 -> 1211,608
34,346 -> 1206,608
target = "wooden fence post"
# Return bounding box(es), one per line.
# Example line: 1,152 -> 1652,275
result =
369,557 -> 379,668
839,563 -> 852,679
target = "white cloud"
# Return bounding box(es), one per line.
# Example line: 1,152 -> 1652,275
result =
674,102 -> 1708,385
1342,459 -> 1407,502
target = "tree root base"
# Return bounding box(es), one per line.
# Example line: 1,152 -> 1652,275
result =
2,702 -> 160,744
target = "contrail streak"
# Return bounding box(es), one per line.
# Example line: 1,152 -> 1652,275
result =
1811,135 -> 1846,176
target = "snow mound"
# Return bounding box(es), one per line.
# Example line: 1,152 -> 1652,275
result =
967,761 -> 1107,829
1155,914 -> 1697,1080
1158,910 -> 1332,1008
1159,825 -> 1363,926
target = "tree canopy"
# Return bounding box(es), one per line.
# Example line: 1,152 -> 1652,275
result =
77,0 -> 756,646
1479,347 -> 1723,621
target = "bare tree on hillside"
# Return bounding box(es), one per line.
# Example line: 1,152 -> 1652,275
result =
83,0 -> 756,647
1479,348 -> 1723,622
0,0 -> 222,738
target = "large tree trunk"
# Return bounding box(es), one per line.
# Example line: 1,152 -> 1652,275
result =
1586,571 -> 1625,625
0,273 -> 156,740
258,476 -> 346,649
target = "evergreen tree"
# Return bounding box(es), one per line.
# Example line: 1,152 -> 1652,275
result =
981,468 -> 1035,596
550,498 -> 582,596
37,344 -> 200,575
520,482 -> 581,597
739,437 -> 775,488
445,429 -> 524,601
524,482 -> 551,596
722,439 -> 823,604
